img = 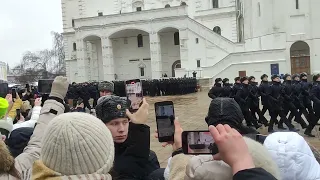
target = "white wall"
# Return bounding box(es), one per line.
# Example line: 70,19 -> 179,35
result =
159,32 -> 181,77
66,60 -> 78,83
112,35 -> 151,80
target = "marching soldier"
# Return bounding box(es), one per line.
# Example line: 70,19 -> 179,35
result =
259,74 -> 270,117
208,78 -> 223,99
231,77 -> 242,98
222,78 -> 233,97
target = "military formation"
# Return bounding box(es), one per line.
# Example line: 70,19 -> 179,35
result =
208,73 -> 320,137
66,77 -> 197,108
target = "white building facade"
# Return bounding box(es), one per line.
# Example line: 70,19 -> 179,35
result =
61,0 -> 320,83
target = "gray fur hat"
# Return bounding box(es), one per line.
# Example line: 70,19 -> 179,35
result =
98,81 -> 114,93
95,95 -> 128,124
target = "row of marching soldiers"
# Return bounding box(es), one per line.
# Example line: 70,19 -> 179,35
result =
208,72 -> 320,137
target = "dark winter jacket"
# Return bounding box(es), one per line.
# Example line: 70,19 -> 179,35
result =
208,83 -> 223,99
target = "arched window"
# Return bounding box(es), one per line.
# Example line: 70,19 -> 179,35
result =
213,26 -> 221,35
174,32 -> 180,45
165,4 -> 170,8
212,0 -> 219,8
181,2 -> 187,6
73,43 -> 77,51
137,34 -> 143,47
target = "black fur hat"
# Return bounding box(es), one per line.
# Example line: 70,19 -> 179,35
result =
313,74 -> 320,82
292,74 -> 300,80
300,72 -> 308,79
215,78 -> 222,83
248,76 -> 255,82
271,74 -> 280,80
260,74 -> 268,80
222,78 -> 229,84
95,95 -> 128,124
283,74 -> 291,81
240,76 -> 248,83
234,77 -> 241,82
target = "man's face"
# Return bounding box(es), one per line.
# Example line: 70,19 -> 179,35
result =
250,78 -> 256,83
273,77 -> 280,82
294,77 -> 300,81
100,91 -> 112,97
286,76 -> 292,81
302,76 -> 307,80
262,77 -> 268,81
106,118 -> 129,143
236,80 -> 240,83
243,80 -> 249,84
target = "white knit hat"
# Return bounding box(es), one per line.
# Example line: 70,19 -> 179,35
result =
41,112 -> 115,175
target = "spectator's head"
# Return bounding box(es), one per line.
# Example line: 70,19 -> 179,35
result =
205,98 -> 257,134
98,82 -> 114,97
264,132 -> 320,180
0,132 -> 16,177
185,137 -> 281,180
38,113 -> 114,178
95,95 -> 129,143
7,127 -> 34,158
21,100 -> 31,117
260,74 -> 268,81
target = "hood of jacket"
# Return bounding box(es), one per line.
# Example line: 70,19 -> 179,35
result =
7,127 -> 34,158
263,132 -> 320,180
185,137 -> 281,180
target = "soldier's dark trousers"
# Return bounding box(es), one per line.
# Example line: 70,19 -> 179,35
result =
305,105 -> 320,134
83,99 -> 92,110
250,105 -> 268,126
242,108 -> 259,128
284,102 -> 308,128
93,98 -> 98,108
269,109 -> 294,130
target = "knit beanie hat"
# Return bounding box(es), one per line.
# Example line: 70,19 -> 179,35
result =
0,98 -> 9,118
95,95 -> 128,124
98,81 -> 114,93
41,112 -> 115,175
185,137 -> 281,180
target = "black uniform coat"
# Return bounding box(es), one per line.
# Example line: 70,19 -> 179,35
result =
112,123 -> 151,180
259,81 -> 270,106
310,82 -> 320,112
208,83 -> 223,99
234,168 -> 277,180
235,84 -> 251,109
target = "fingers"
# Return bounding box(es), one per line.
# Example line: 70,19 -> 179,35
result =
125,109 -> 132,118
209,125 -> 220,141
216,124 -> 227,135
224,124 -> 233,133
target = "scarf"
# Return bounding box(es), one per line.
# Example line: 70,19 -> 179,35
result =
24,160 -> 112,180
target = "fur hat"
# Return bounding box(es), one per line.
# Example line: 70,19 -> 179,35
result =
21,100 -> 32,113
261,74 -> 268,80
283,74 -> 291,81
271,74 -> 280,80
98,81 -> 114,93
95,95 -> 128,124
240,76 -> 248,83
300,72 -> 308,79
234,77 -> 240,82
222,78 -> 229,84
215,78 -> 222,83
185,137 -> 281,180
248,76 -> 255,82
313,74 -> 320,82
41,112 -> 115,175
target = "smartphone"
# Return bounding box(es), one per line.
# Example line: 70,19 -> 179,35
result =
125,79 -> 143,112
12,88 -> 17,99
182,131 -> 219,155
155,101 -> 175,142
0,83 -> 8,98
38,79 -> 54,94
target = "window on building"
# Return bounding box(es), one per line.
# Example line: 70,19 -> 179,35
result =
72,19 -> 75,27
136,7 -> 142,11
181,2 -> 187,6
174,32 -> 180,45
165,4 -> 170,8
213,26 -> 221,35
73,43 -> 77,51
296,0 -> 299,9
98,12 -> 103,16
140,67 -> 145,76
258,2 -> 261,16
124,38 -> 128,44
196,38 -> 199,44
212,0 -> 219,8
197,60 -> 201,68
137,34 -> 143,47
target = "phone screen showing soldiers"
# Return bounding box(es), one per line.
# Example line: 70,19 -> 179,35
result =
187,132 -> 218,155
126,82 -> 143,110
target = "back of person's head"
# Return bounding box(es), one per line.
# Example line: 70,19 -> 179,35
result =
185,137 -> 281,180
7,127 -> 34,158
38,112 -> 114,178
205,98 -> 257,134
264,132 -> 320,180
0,97 -> 9,119
21,100 -> 32,113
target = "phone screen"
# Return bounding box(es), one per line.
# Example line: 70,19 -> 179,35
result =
155,101 -> 175,142
38,80 -> 54,94
182,131 -> 219,155
125,79 -> 143,111
0,83 -> 8,98
12,89 -> 17,99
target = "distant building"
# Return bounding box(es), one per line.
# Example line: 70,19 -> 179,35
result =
0,62 -> 8,82
61,0 -> 320,83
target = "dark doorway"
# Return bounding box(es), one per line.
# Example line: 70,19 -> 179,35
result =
290,41 -> 310,75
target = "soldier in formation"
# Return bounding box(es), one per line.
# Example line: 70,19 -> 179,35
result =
208,72 -> 320,137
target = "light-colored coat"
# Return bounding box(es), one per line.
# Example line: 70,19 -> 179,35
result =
0,100 -> 65,180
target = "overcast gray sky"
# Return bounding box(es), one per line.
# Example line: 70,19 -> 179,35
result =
0,0 -> 62,68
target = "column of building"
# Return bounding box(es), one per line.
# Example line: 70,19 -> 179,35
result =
101,36 -> 115,81
178,29 -> 189,77
76,39 -> 89,82
149,31 -> 162,79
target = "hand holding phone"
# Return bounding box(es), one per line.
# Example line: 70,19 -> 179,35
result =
155,119 -> 183,151
182,131 -> 219,155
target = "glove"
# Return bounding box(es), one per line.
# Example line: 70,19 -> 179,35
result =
49,76 -> 69,100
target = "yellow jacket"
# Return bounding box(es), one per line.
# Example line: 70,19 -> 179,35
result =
8,99 -> 22,119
